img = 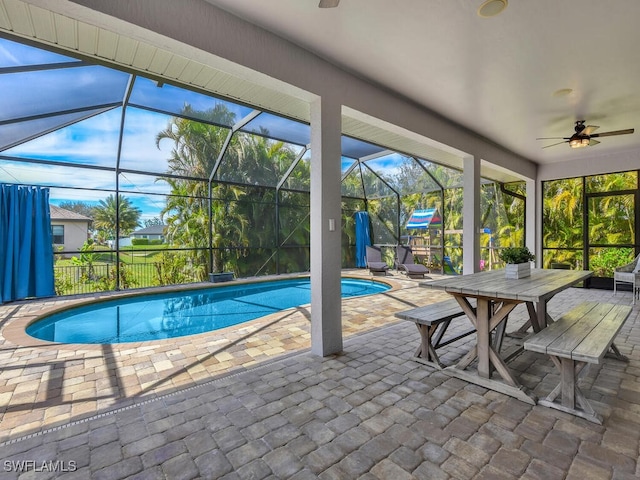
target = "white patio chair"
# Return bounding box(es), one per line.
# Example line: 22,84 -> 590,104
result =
613,253 -> 640,304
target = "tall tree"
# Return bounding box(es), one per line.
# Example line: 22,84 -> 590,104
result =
144,217 -> 165,227
93,194 -> 141,240
157,104 -> 246,275
157,105 -> 303,277
58,200 -> 94,219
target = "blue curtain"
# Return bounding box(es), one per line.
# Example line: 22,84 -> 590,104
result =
0,184 -> 55,303
355,211 -> 372,268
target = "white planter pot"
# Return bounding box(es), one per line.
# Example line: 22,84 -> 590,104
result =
505,262 -> 531,279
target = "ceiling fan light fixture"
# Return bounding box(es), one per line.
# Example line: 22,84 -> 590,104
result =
538,120 -> 632,150
569,137 -> 590,148
478,0 -> 508,18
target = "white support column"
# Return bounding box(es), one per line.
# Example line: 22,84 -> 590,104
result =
525,179 -> 537,265
462,156 -> 481,274
310,96 -> 343,356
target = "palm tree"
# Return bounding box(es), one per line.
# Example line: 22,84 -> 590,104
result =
92,194 -> 141,241
157,104 -> 249,276
158,106 -> 310,277
543,178 -> 584,267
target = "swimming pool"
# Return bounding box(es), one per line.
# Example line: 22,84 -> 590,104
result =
26,277 -> 390,344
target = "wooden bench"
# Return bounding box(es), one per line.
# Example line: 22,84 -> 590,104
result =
523,301 -> 631,424
395,299 -> 476,368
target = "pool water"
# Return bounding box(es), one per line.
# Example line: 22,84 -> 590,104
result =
26,278 -> 390,344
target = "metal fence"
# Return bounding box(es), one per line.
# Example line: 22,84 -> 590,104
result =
53,263 -> 201,296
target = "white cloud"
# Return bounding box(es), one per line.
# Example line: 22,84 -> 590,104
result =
0,161 -> 114,190
5,108 -> 173,174
0,44 -> 19,66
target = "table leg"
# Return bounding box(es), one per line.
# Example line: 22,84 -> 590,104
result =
476,299 -> 491,377
451,296 -> 518,381
511,300 -> 552,336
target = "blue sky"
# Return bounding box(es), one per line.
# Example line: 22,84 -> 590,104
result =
1,107 -> 175,222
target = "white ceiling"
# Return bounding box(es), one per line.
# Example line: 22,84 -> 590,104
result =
205,0 -> 640,166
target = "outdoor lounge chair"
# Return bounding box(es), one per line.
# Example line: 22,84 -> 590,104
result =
365,245 -> 389,276
613,253 -> 640,304
396,245 -> 430,279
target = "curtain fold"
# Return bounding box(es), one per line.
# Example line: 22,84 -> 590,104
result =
0,184 -> 55,303
354,211 -> 372,268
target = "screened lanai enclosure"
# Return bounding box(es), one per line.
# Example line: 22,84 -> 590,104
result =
0,36 -> 526,297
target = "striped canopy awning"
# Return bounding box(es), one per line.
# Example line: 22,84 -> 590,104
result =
406,208 -> 442,230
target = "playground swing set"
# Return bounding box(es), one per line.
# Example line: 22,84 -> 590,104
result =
404,208 -> 500,275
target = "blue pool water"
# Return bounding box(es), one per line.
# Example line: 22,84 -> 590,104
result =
26,278 -> 390,344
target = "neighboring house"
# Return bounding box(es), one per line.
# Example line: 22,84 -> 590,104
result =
130,225 -> 166,243
49,205 -> 92,256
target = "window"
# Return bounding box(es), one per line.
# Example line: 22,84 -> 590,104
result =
52,225 -> 64,244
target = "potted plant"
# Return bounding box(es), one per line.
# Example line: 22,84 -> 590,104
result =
499,246 -> 535,279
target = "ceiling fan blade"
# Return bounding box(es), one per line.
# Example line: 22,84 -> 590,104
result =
536,137 -> 570,140
581,125 -> 599,136
589,139 -> 601,146
590,128 -> 634,138
542,141 -> 568,149
319,0 -> 340,7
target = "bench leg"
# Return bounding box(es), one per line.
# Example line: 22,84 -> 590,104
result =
605,343 -> 629,362
413,323 -> 447,369
538,356 -> 603,424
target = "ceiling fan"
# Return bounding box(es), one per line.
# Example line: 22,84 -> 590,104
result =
319,0 -> 340,8
537,120 -> 634,149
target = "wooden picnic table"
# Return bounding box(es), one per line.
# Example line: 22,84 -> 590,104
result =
420,268 -> 593,404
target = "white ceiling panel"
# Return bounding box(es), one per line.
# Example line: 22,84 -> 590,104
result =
76,21 -> 97,55
3,0 -> 32,36
27,4 -> 54,42
113,36 -> 137,66
130,41 -> 156,71
53,13 -> 77,49
95,28 -> 118,60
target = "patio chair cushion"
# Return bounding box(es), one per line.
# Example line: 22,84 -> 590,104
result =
368,261 -> 389,271
396,245 -> 429,278
400,263 -> 429,278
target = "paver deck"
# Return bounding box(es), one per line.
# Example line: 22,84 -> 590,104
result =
0,270 -> 639,479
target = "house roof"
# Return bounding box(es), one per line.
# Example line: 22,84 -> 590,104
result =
132,225 -> 166,235
49,205 -> 92,222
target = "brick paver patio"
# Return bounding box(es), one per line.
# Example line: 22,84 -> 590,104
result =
0,271 -> 638,479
